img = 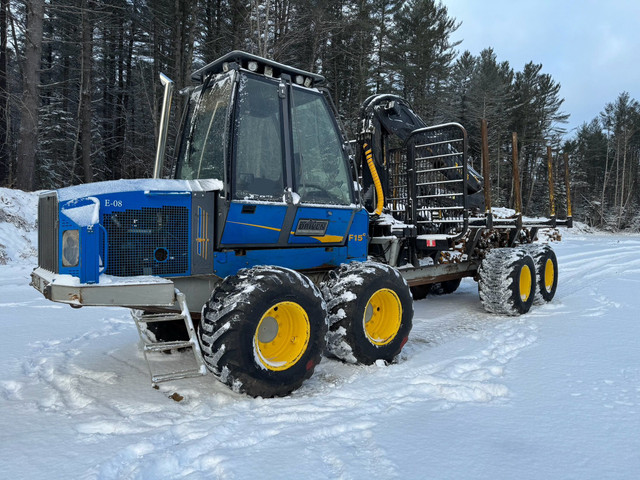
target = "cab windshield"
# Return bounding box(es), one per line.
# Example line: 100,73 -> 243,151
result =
233,76 -> 352,205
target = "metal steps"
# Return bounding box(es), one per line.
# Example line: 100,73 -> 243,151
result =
132,290 -> 207,386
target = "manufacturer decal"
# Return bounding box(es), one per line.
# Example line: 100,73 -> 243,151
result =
295,218 -> 329,236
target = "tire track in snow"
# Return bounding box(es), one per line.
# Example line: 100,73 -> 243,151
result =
555,239 -> 640,302
16,283 -> 543,478
5,310 -> 142,417
79,271 -> 546,478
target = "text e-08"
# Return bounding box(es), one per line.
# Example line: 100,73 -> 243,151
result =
105,199 -> 123,208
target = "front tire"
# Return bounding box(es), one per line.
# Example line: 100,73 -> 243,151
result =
322,262 -> 413,364
199,266 -> 326,398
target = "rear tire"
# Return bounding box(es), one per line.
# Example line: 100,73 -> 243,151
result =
410,283 -> 432,300
321,262 -> 413,364
523,244 -> 558,304
478,248 -> 535,315
432,278 -> 462,295
199,266 -> 326,398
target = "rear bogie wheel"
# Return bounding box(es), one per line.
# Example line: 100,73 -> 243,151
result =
199,266 -> 326,398
523,244 -> 558,304
478,248 -> 536,315
321,262 -> 413,364
410,283 -> 432,300
432,278 -> 462,295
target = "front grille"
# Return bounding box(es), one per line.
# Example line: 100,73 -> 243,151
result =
103,206 -> 189,277
38,192 -> 59,272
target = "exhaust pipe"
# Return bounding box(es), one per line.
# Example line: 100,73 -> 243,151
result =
153,73 -> 175,179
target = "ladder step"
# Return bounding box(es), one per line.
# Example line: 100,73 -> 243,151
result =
144,340 -> 193,352
133,290 -> 208,387
152,368 -> 206,384
138,313 -> 185,323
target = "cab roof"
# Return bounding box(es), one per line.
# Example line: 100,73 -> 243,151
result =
191,50 -> 325,87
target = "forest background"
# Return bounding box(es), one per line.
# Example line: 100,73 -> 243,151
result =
0,0 -> 638,230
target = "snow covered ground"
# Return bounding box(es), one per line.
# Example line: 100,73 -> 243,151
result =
1,188 -> 640,479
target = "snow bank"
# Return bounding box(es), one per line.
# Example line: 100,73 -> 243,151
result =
0,187 -> 38,265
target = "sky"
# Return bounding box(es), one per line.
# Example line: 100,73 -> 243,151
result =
444,0 -> 640,137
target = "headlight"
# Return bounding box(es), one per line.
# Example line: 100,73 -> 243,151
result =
62,229 -> 80,267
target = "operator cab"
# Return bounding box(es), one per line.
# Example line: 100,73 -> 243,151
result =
176,52 -> 353,205
175,51 -> 358,251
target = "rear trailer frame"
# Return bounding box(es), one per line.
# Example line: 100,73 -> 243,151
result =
365,121 -> 571,288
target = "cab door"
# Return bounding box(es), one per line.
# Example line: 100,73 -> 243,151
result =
220,73 -> 357,249
287,84 -> 356,246
220,74 -> 290,247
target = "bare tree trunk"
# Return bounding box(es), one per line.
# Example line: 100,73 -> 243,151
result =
118,0 -> 137,179
375,0 -> 389,94
171,0 -> 194,117
613,137 -> 620,212
599,129 -> 611,228
172,0 -> 185,88
261,0 -> 271,57
525,166 -> 536,215
16,0 -> 44,191
73,0 -> 94,183
495,140 -> 500,204
0,0 -> 9,186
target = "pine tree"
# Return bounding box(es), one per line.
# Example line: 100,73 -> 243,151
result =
0,0 -> 8,186
16,0 -> 44,191
386,0 -> 459,122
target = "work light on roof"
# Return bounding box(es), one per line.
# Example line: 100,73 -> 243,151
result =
248,61 -> 259,72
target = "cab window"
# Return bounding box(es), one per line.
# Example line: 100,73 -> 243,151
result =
176,72 -> 234,181
291,87 -> 352,205
233,75 -> 285,201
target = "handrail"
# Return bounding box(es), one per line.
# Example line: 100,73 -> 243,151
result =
97,224 -> 108,274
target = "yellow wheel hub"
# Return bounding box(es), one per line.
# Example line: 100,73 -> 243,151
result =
544,258 -> 555,292
254,301 -> 310,371
363,288 -> 402,346
519,264 -> 532,302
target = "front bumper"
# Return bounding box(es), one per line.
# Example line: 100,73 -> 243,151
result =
31,267 -> 176,307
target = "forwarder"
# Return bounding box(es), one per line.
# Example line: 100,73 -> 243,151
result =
31,51 -> 571,397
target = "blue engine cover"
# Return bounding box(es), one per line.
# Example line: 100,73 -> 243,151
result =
56,179 -> 196,283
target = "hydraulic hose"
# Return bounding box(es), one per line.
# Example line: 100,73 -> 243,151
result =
363,143 -> 384,216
